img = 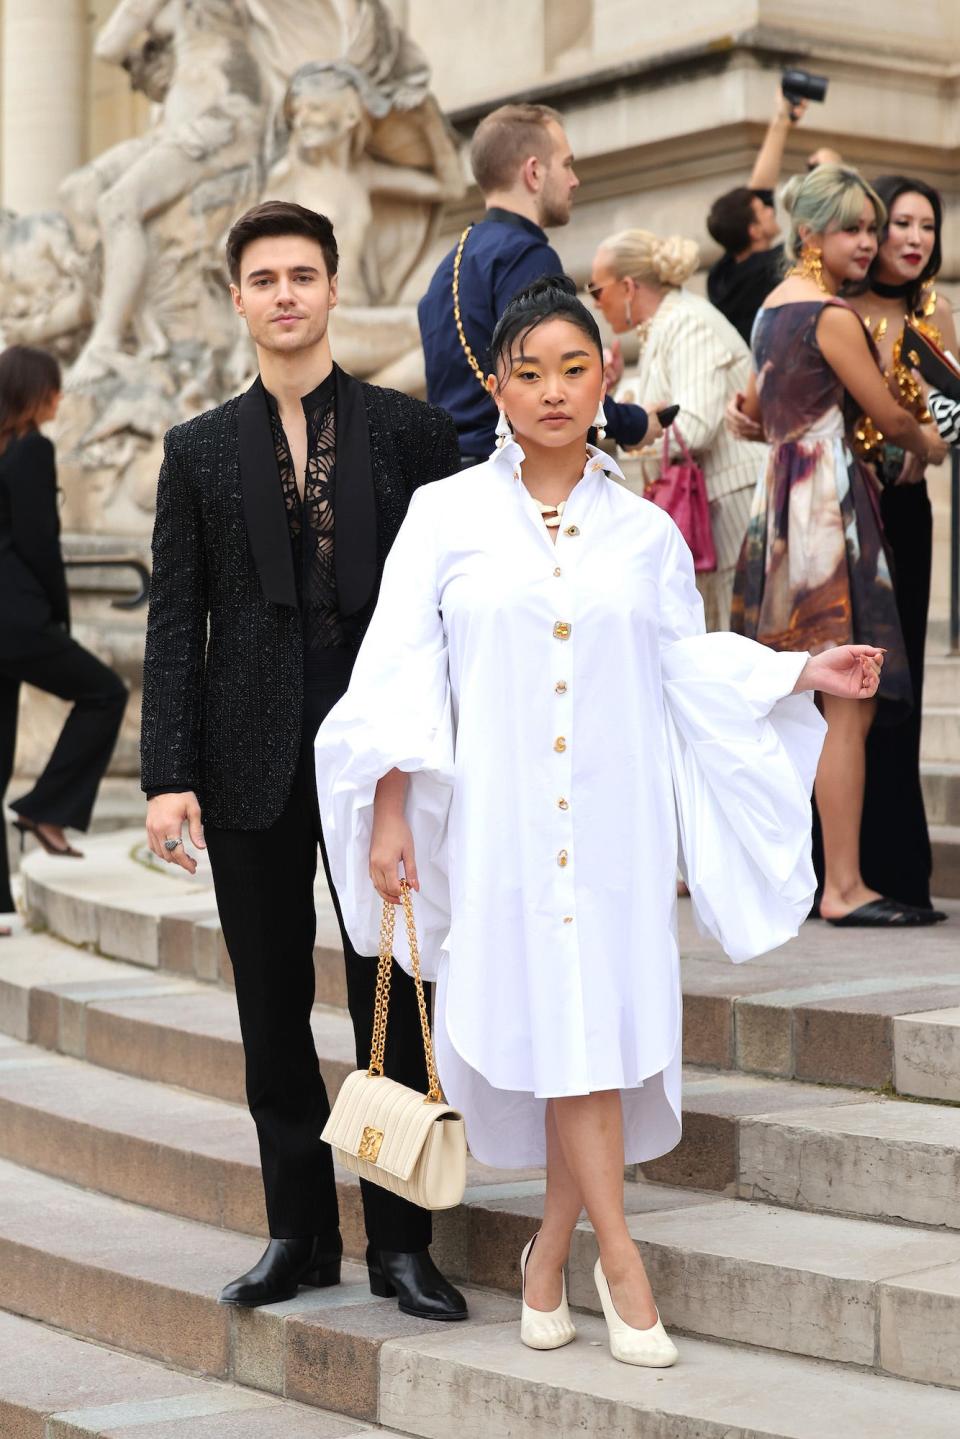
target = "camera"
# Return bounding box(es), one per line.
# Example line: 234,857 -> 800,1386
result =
781,68 -> 829,112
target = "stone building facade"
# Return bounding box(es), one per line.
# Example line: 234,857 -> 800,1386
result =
1,1 -> 958,778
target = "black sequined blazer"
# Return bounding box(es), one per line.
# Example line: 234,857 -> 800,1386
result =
140,366 -> 461,830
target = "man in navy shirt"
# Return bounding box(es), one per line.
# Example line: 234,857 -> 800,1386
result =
419,103 -> 650,464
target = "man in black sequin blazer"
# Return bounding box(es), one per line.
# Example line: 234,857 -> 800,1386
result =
141,202 -> 466,1318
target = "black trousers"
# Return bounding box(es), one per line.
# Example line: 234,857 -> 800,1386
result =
205,653 -> 432,1251
0,632 -> 127,912
811,482 -> 934,910
860,482 -> 934,908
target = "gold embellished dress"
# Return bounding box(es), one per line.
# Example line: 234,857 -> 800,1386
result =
850,286 -> 941,908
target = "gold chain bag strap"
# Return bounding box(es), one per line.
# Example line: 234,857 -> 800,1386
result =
321,882 -> 467,1210
452,224 -> 494,393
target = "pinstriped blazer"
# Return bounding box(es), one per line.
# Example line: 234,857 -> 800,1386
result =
616,289 -> 765,507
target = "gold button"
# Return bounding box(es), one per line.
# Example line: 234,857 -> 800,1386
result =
564,525 -> 580,537
558,797 -> 569,810
563,915 -> 574,924
555,681 -> 568,694
554,736 -> 566,752
553,621 -> 571,640
553,567 -> 562,577
557,849 -> 568,867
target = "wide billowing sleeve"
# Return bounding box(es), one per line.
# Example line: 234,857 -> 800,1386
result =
315,487 -> 453,975
657,520 -> 826,961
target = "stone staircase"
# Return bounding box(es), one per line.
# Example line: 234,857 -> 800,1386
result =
2,836 -> 960,1436
922,653 -> 960,897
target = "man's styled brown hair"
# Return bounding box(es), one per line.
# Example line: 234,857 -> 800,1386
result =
706,187 -> 759,256
225,201 -> 339,285
469,102 -> 564,195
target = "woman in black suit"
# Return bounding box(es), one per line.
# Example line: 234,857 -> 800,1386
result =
0,346 -> 127,919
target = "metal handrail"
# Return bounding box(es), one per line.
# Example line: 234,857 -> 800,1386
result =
62,556 -> 151,610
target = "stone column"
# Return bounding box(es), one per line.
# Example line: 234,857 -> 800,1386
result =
1,0 -> 87,212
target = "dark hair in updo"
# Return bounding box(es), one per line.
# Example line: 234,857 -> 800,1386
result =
489,274 -> 603,383
871,175 -> 943,313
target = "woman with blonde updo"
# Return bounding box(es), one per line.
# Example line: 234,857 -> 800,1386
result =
726,165 -> 947,927
589,227 -> 764,631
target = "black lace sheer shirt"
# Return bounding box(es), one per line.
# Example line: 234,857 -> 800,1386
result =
265,371 -> 343,652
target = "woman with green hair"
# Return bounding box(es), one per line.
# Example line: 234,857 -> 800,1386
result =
728,165 -> 947,926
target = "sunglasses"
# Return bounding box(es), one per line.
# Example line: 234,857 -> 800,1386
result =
585,280 -> 612,299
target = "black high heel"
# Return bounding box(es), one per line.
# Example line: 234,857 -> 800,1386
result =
12,818 -> 82,858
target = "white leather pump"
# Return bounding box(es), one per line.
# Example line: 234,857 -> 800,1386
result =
519,1234 -> 577,1351
593,1258 -> 678,1367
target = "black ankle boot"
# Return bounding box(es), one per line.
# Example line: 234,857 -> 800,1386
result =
219,1235 -> 342,1307
366,1244 -> 468,1321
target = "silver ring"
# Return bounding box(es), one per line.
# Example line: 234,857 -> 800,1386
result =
163,837 -> 182,853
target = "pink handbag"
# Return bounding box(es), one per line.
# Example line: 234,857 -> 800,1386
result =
645,422 -> 717,573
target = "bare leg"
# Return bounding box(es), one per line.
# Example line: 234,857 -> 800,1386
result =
550,1090 -> 658,1329
817,693 -> 880,919
522,1100 -> 585,1311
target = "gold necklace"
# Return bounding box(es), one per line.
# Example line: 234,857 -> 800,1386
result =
533,498 -> 565,528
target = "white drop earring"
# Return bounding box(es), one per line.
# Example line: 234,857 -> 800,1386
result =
625,297 -> 634,328
593,399 -> 607,441
495,408 -> 512,447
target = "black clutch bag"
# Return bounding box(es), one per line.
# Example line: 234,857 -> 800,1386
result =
902,320 -> 960,402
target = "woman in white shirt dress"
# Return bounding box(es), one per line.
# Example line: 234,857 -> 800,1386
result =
314,276 -> 883,1368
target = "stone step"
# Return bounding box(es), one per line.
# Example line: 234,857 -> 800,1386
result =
679,916 -> 960,1088
931,824 -> 960,898
921,705 -> 960,764
19,828 -> 346,1001
4,1158 -> 960,1416
735,1093 -> 960,1230
0,1157 -> 518,1424
0,1035 -> 538,1254
894,1005 -> 960,1102
0,1310 -> 390,1438
375,1321 -> 960,1439
9,932 -> 960,1221
923,655 -> 960,708
20,835 -> 960,1080
0,932 -> 354,1107
922,762 -> 960,826
6,1033 -> 960,1387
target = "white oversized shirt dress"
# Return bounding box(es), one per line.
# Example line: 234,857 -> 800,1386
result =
314,440 -> 826,1169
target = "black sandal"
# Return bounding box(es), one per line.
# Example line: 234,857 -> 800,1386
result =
826,897 -> 941,927
12,818 -> 83,858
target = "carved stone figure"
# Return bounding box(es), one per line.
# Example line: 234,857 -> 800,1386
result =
264,0 -> 464,388
0,209 -> 93,358
1,0 -> 460,534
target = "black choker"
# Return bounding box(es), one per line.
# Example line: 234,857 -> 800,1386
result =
870,278 -> 917,300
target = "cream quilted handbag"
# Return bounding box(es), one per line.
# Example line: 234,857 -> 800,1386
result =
321,882 -> 467,1211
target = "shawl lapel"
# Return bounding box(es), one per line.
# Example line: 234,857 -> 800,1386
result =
236,367 -> 378,616
333,364 -> 378,617
237,376 -> 297,608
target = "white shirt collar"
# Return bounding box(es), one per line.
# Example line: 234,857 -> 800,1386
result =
488,437 -> 626,486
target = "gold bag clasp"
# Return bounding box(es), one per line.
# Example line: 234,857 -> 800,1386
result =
359,1126 -> 384,1162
